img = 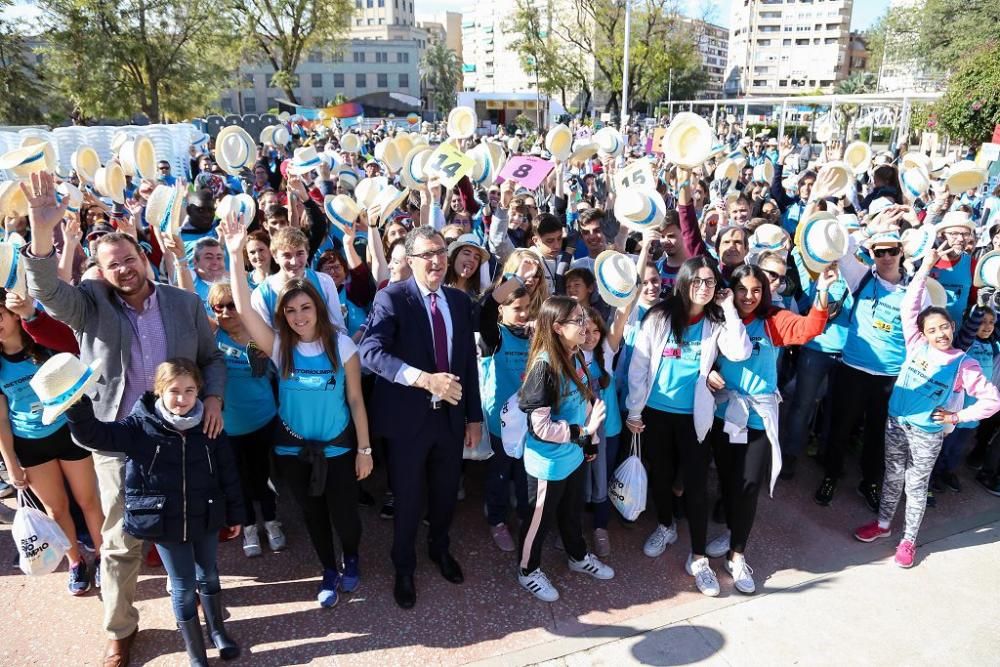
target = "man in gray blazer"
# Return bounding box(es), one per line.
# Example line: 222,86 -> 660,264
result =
20,173 -> 226,667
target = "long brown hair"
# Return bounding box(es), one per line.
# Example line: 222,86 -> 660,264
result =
525,296 -> 592,410
274,279 -> 339,378
0,296 -> 50,366
582,305 -> 611,391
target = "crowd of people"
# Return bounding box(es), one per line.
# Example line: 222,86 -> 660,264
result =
1,107 -> 999,666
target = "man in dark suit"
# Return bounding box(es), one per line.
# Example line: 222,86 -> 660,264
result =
360,226 -> 483,609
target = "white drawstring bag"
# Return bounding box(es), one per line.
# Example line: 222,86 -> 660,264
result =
499,392 -> 528,459
463,421 -> 494,461
12,490 -> 71,576
609,433 -> 647,521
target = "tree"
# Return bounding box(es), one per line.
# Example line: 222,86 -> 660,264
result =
932,42 -> 1000,145
421,41 -> 461,120
834,71 -> 878,140
230,0 -> 352,105
0,2 -> 51,124
883,0 -> 1000,74
40,0 -> 231,122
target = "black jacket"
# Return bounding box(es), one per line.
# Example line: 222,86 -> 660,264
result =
66,394 -> 245,543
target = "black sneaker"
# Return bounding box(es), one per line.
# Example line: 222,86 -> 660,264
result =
68,560 -> 91,596
976,471 -> 1000,497
358,488 -> 375,507
379,493 -> 395,520
942,471 -> 962,493
856,481 -> 880,513
814,477 -> 837,506
779,455 -> 797,480
926,490 -> 937,508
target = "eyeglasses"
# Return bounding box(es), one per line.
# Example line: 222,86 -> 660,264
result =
873,247 -> 901,258
761,268 -> 786,282
691,278 -> 718,289
211,302 -> 236,314
407,248 -> 447,261
560,316 -> 587,328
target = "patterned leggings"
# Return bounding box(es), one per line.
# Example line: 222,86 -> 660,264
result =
879,416 -> 945,543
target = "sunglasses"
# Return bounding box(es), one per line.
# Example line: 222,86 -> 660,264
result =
211,302 -> 236,314
761,268 -> 786,283
873,247 -> 901,258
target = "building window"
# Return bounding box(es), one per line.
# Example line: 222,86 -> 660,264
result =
356,73 -> 366,88
243,73 -> 254,87
308,50 -> 322,63
332,52 -> 343,62
333,73 -> 344,88
243,96 -> 257,113
221,98 -> 234,113
399,73 -> 409,88
376,51 -> 387,63
378,0 -> 384,5
353,51 -> 364,63
377,73 -> 388,87
397,52 -> 409,63
311,73 -> 323,88
366,0 -> 372,7
355,0 -> 361,6
266,97 -> 277,109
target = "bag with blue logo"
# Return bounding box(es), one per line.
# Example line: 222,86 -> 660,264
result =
609,433 -> 647,521
12,490 -> 71,576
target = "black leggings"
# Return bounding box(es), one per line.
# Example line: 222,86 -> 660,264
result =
642,407 -> 712,555
518,465 -> 587,574
823,363 -> 895,484
230,421 -> 277,526
711,419 -> 771,554
276,453 -> 361,571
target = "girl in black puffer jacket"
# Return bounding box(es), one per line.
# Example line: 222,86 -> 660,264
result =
66,359 -> 245,667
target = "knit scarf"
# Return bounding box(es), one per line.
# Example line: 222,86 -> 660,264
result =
155,398 -> 204,432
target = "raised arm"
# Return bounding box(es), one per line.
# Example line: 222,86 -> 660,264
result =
64,395 -> 141,455
219,214 -> 276,354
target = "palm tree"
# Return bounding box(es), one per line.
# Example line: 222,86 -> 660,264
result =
834,72 -> 878,141
421,42 -> 462,121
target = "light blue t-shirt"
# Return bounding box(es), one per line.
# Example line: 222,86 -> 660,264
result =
781,200 -> 806,236
339,287 -> 368,338
929,254 -> 973,324
715,318 -> 776,430
803,276 -> 852,354
589,355 -> 621,437
888,343 -> 965,433
216,330 -> 277,436
524,353 -> 588,481
273,334 -> 356,458
480,325 -> 531,437
0,354 -> 64,439
957,338 -> 995,429
646,318 -> 704,414
842,275 -> 907,375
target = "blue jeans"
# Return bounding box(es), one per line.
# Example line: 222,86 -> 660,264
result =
155,534 -> 221,622
593,434 -> 621,529
936,427 -> 975,475
485,433 -> 529,527
782,347 -> 838,457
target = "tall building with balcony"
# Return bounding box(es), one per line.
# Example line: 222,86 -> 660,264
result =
682,18 -> 729,99
724,0 -> 855,97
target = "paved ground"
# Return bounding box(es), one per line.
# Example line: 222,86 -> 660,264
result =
0,455 -> 998,666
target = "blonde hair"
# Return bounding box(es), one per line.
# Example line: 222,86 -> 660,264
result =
496,249 -> 549,317
270,227 -> 309,253
206,282 -> 233,308
154,358 -> 203,396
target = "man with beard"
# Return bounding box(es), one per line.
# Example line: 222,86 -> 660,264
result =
19,172 -> 226,667
654,212 -> 688,294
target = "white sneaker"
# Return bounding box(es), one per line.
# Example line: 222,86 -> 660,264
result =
264,520 -> 287,551
568,553 -> 615,580
705,530 -> 731,559
725,553 -> 756,594
643,523 -> 678,557
518,568 -> 560,602
685,554 -> 720,597
242,524 -> 262,558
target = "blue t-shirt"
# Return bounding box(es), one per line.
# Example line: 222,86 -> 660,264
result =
888,344 -> 965,433
216,330 -> 277,436
339,287 -> 368,338
781,200 -> 805,236
524,353 -> 588,481
480,325 -> 531,437
803,276 -> 852,354
273,335 -> 356,458
929,254 -> 973,324
842,275 -> 907,375
589,354 -> 621,437
0,354 -> 64,439
957,338 -> 995,429
646,317 -> 704,414
715,318 -> 776,430
616,305 -> 650,407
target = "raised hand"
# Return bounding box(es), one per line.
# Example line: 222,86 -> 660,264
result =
715,287 -> 734,308
21,171 -> 69,239
5,291 -> 35,320
816,264 -> 839,292
63,217 -> 83,249
218,212 -> 248,256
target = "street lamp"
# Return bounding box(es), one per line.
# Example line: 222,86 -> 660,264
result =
620,0 -> 632,131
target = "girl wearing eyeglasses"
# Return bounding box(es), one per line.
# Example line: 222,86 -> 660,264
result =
206,283 -> 283,560
703,263 -> 833,594
625,256 -> 751,597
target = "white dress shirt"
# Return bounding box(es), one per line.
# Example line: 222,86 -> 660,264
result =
394,279 -> 454,387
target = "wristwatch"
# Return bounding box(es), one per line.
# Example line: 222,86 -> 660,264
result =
358,447 -> 373,456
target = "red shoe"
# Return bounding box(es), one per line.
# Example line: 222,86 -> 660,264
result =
145,547 -> 162,568
894,540 -> 916,568
854,520 -> 891,543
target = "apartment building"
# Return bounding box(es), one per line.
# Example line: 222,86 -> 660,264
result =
685,19 -> 729,99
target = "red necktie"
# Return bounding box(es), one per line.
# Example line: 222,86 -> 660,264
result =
429,293 -> 449,373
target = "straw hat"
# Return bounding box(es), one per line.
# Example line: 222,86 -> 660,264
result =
215,126 -> 255,175
844,141 -> 872,176
795,212 -> 850,274
974,250 -> 1000,289
448,233 -> 490,264
29,353 -> 103,426
0,142 -> 53,180
594,249 -> 639,308
287,146 -> 324,175
340,133 -> 361,154
927,155 -> 950,179
447,107 -> 478,139
901,151 -> 930,173
56,182 -> 83,214
466,143 -> 493,186
324,194 -> 362,231
272,126 -> 290,147
545,124 -> 572,162
506,137 -> 521,154
392,134 -> 415,160
401,145 -> 433,189
814,161 -> 853,199
144,184 -> 186,238
569,141 -> 599,163
0,182 -> 28,218
662,112 -> 713,167
71,146 -> 101,184
259,125 -> 276,146
613,188 -> 665,232
0,238 -> 27,299
355,176 -> 389,209
901,226 -> 934,261
899,167 -> 930,202
485,140 -> 507,175
332,165 -> 360,190
749,223 -> 789,254
94,161 -> 127,204
934,210 -> 975,235
119,136 -> 156,180
714,158 -> 740,183
752,160 -> 774,183
594,127 -> 624,157
815,123 -> 834,143
111,130 -> 132,156
925,277 -> 948,308
945,160 -> 987,193
369,185 -> 409,226
216,193 -> 257,225
380,139 -> 404,173
837,213 -> 861,233
866,230 -> 903,249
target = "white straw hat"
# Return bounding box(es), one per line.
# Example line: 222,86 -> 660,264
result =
392,134 -> 415,162
594,249 -> 639,308
340,133 -> 361,154
401,145 -> 433,190
901,151 -> 930,173
795,212 -> 850,274
29,353 -> 104,426
815,123 -> 834,143
545,124 -> 573,161
355,176 -> 388,209
324,194 -> 362,231
844,141 -> 872,176
447,107 -> 478,139
216,193 -> 257,225
974,250 -> 1000,289
662,112 -> 713,168
0,182 -> 28,218
119,136 -> 156,180
272,126 -> 290,147
380,138 -> 404,173
714,158 -> 740,183
287,146 -> 324,175
568,141 -> 599,163
0,238 -> 27,299
924,277 -> 947,308
749,223 -> 789,254
945,160 -> 987,193
214,126 -> 255,175
752,160 -> 774,183
369,185 -> 409,226
594,127 -> 624,157
71,146 -> 101,185
613,188 -> 665,232
901,226 -> 934,261
448,233 -> 490,264
934,210 -> 975,235
145,184 -> 186,239
94,161 -> 127,204
332,165 -> 360,190
56,182 -> 83,214
814,161 -> 853,199
899,166 -> 930,202
259,125 -> 276,146
0,142 -> 53,180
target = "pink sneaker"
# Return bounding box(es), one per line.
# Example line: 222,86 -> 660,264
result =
854,521 -> 891,543
894,540 -> 916,568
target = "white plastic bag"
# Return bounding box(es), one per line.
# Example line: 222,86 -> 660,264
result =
12,491 -> 71,576
499,392 -> 528,459
609,433 -> 647,521
463,421 -> 494,461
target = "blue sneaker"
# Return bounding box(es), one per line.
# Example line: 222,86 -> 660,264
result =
68,560 -> 91,596
341,556 -> 360,593
317,568 -> 340,608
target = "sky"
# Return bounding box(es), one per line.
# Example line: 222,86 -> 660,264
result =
416,0 -> 891,31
